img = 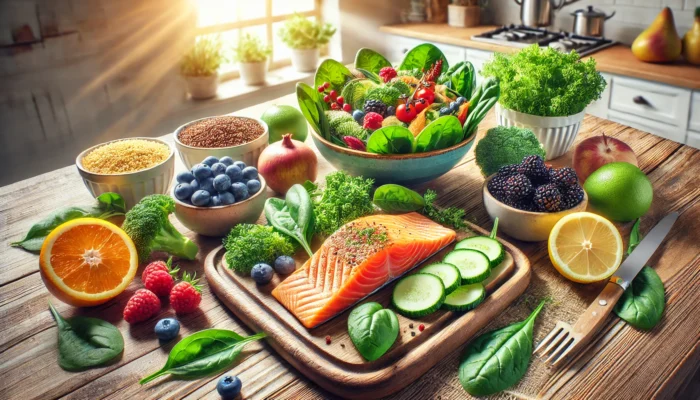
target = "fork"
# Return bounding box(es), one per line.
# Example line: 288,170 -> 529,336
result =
534,281 -> 625,368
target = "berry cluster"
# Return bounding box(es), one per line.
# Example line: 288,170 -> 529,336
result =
318,81 -> 351,112
488,155 -> 584,213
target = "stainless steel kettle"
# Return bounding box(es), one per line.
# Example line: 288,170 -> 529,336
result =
571,6 -> 615,37
514,0 -> 580,27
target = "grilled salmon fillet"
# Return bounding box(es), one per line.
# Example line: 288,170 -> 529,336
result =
272,212 -> 456,328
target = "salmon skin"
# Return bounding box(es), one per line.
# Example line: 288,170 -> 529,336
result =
272,212 -> 456,328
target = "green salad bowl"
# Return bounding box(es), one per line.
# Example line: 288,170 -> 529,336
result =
310,129 -> 475,185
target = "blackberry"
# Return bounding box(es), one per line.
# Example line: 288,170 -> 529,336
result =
504,174 -> 534,200
533,184 -> 562,212
497,164 -> 520,177
363,100 -> 387,117
550,167 -> 579,187
506,196 -> 536,212
487,175 -> 510,201
518,155 -> 549,182
560,185 -> 585,210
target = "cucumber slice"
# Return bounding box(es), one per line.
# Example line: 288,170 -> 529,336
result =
442,283 -> 485,312
391,273 -> 445,318
443,249 -> 491,284
455,236 -> 504,268
420,263 -> 461,295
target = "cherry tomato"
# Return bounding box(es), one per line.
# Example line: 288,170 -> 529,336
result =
414,98 -> 428,113
323,82 -> 330,89
415,88 -> 435,104
331,102 -> 340,110
342,103 -> 352,112
336,96 -> 344,105
329,90 -> 338,100
396,103 -> 417,123
317,85 -> 325,93
323,95 -> 330,103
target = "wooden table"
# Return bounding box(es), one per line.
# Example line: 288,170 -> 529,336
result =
1,93 -> 698,400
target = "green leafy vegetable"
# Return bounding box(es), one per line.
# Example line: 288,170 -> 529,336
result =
462,77 -> 500,138
348,302 -> 399,361
365,85 -> 403,107
373,184 -> 425,213
340,79 -> 377,110
12,192 -> 126,252
627,218 -> 641,255
354,48 -> 391,74
437,61 -> 475,99
264,184 -> 314,257
356,68 -> 382,84
366,126 -> 415,154
459,300 -> 546,396
399,43 -> 449,73
49,302 -> 124,371
140,329 -> 265,384
315,59 -> 354,93
296,82 -> 327,137
481,45 -> 606,117
223,224 -> 295,274
474,126 -> 546,176
414,115 -> 463,152
422,189 -> 469,231
309,171 -> 375,236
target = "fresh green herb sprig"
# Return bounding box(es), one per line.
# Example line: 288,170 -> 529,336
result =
422,190 -> 469,231
306,172 -> 375,236
223,224 -> 295,274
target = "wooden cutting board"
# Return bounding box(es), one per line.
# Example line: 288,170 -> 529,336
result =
205,224 -> 531,399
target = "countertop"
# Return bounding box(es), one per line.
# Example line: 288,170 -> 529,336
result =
1,93 -> 699,399
380,24 -> 700,90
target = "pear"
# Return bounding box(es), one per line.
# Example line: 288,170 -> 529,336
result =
632,7 -> 682,63
682,7 -> 700,65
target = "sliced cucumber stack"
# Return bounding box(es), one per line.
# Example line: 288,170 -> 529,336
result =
391,273 -> 446,318
442,283 -> 485,312
455,218 -> 504,268
443,249 -> 491,284
420,263 -> 461,295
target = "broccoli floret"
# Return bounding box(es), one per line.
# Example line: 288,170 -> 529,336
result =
223,224 -> 295,274
386,80 -> 411,96
326,110 -> 354,132
474,126 -> 546,177
122,194 -> 199,262
337,121 -> 368,139
325,110 -> 367,139
365,86 -> 402,107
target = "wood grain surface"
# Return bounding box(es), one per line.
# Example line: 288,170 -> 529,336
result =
1,93 -> 699,400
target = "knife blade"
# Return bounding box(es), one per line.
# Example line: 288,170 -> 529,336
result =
612,212 -> 679,288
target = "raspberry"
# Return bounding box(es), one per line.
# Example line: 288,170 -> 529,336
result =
144,270 -> 176,297
533,184 -> 562,212
504,174 -> 534,200
363,112 -> 384,130
170,272 -> 202,314
378,67 -> 397,83
123,289 -> 161,324
141,258 -> 169,282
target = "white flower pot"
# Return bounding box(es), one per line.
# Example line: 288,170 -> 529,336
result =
291,48 -> 320,72
495,104 -> 586,160
239,61 -> 268,86
184,73 -> 219,100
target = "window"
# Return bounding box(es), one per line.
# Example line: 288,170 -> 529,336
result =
194,0 -> 322,80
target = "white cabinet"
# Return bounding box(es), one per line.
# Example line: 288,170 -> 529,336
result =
587,73 -> 612,119
466,48 -> 494,85
688,92 -> 700,132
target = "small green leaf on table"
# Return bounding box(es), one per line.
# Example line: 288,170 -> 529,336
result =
348,302 -> 399,361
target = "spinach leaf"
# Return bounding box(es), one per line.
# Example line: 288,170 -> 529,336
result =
614,266 -> 665,330
373,184 -> 425,213
366,126 -> 415,154
414,115 -> 463,152
348,302 -> 399,361
12,192 -> 127,252
438,61 -> 476,99
459,300 -> 546,396
399,43 -> 449,73
49,302 -> 124,371
314,59 -> 354,93
354,48 -> 392,74
296,82 -> 325,137
140,329 -> 266,384
463,77 -> 500,139
264,184 -> 314,257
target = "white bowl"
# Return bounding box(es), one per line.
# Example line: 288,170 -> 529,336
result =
495,104 -> 585,161
173,116 -> 269,170
76,137 -> 175,210
173,176 -> 267,237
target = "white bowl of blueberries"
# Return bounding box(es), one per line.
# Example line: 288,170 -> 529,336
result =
172,155 -> 266,237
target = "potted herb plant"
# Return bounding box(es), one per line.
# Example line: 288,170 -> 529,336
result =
448,0 -> 485,28
279,14 -> 336,72
180,35 -> 226,100
233,33 -> 271,86
481,45 -> 607,160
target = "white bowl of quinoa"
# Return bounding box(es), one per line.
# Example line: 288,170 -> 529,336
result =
76,137 -> 175,209
173,115 -> 268,170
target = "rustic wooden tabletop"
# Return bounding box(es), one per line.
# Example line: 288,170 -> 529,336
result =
1,93 -> 698,400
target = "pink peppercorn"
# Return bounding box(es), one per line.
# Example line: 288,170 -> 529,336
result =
418,324 -> 425,332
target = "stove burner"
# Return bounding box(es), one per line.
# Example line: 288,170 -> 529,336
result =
471,25 -> 616,56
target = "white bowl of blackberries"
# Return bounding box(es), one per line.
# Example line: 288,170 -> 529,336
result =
483,155 -> 588,242
172,156 -> 267,237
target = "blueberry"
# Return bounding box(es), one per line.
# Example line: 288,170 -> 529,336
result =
190,179 -> 199,191
174,183 -> 194,200
241,166 -> 258,180
225,165 -> 243,182
210,195 -> 221,207
219,156 -> 234,166
199,177 -> 215,194
191,190 -> 211,206
230,182 -> 249,201
386,106 -> 396,116
439,107 -> 449,116
211,162 -> 227,176
192,164 -> 212,180
202,156 -> 219,166
233,161 -> 246,170
246,179 -> 261,195
219,191 -> 235,205
213,174 -> 231,192
449,102 -> 459,112
274,256 -> 296,275
352,110 -> 365,124
154,318 -> 180,342
456,97 -> 466,105
176,171 -> 195,184
251,263 -> 274,284
217,375 -> 242,400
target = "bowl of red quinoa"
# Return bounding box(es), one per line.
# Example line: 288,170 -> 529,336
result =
174,115 -> 268,170
76,137 -> 175,209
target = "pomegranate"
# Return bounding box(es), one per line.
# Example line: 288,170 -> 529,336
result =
257,134 -> 317,193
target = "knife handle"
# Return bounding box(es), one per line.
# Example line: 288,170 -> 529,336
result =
570,282 -> 625,346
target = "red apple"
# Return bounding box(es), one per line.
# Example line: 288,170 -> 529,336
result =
572,133 -> 638,182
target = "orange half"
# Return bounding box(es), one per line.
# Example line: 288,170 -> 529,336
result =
39,218 -> 138,306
